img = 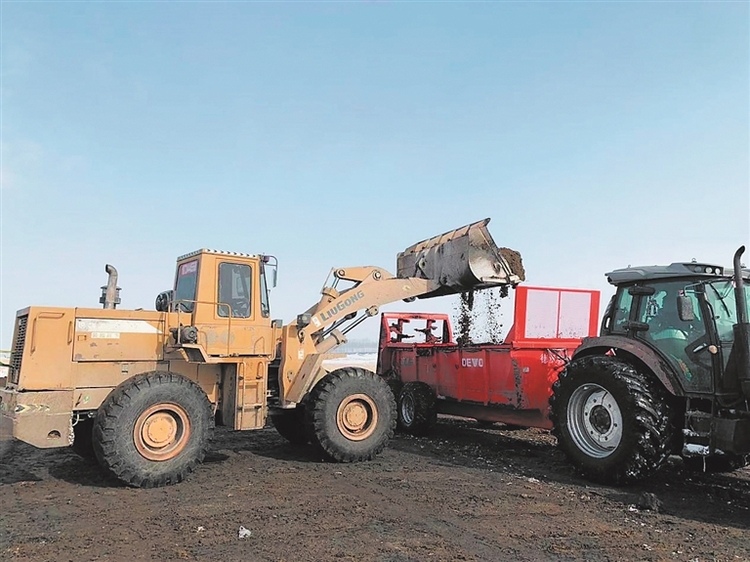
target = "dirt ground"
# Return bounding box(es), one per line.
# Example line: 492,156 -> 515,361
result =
1,417 -> 749,562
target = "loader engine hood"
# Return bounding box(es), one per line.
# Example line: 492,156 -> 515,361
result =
396,218 -> 525,299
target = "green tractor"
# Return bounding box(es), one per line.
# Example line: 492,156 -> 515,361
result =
551,247 -> 750,484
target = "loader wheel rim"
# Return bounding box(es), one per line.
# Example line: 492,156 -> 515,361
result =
336,394 -> 378,441
400,394 -> 415,426
567,384 -> 623,459
133,403 -> 191,461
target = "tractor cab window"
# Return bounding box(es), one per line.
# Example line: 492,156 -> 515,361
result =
218,263 -> 252,318
174,260 -> 199,312
637,281 -> 710,392
611,288 -> 634,333
704,279 -> 749,342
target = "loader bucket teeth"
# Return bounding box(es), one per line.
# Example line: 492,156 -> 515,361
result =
397,218 -> 525,298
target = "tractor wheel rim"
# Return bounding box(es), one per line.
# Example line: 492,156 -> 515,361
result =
567,383 -> 623,459
336,393 -> 378,442
400,393 -> 415,426
134,403 -> 191,461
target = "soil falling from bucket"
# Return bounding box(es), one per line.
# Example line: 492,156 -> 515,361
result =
454,286 -> 510,346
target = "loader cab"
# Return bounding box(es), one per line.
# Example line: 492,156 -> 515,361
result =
171,249 -> 277,357
603,261 -> 750,396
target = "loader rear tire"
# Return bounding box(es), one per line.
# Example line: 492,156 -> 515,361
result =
550,355 -> 674,485
271,406 -> 309,445
92,371 -> 213,488
305,367 -> 396,462
398,382 -> 437,436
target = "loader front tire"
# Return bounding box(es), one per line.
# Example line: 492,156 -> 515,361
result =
398,381 -> 437,436
550,355 -> 674,485
305,367 -> 396,462
92,371 -> 213,488
271,405 -> 309,445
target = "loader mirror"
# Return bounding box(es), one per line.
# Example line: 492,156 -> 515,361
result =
677,295 -> 695,322
262,255 -> 278,288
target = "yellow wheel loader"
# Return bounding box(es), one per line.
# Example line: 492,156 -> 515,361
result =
0,219 -> 524,487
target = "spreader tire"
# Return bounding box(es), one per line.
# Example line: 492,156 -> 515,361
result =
305,367 -> 396,462
271,406 -> 309,445
398,382 -> 438,436
550,355 -> 674,485
92,371 -> 213,488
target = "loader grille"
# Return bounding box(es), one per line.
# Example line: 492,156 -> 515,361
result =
9,315 -> 28,385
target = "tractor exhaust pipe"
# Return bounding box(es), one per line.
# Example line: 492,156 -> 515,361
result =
397,218 -> 525,299
99,264 -> 122,310
731,246 -> 750,399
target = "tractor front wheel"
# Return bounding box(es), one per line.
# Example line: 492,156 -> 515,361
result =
92,371 -> 213,488
550,355 -> 674,485
305,367 -> 396,462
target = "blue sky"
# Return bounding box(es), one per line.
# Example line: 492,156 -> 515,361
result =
1,1 -> 748,348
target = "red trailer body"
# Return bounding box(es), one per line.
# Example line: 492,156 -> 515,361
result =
377,286 -> 601,429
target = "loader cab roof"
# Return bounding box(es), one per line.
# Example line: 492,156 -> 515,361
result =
605,262 -> 749,285
177,249 -> 260,261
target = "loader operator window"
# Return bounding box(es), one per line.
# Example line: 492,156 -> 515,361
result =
218,263 -> 252,318
174,260 -> 199,312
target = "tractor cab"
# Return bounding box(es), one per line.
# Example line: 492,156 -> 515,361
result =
600,260 -> 750,397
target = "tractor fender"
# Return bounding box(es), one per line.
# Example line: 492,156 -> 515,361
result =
572,336 -> 682,397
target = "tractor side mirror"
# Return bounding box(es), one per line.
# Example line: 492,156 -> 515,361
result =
677,295 -> 695,322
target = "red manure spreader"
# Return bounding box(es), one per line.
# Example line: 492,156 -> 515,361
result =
377,285 -> 601,435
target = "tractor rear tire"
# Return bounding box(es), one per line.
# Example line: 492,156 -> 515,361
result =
305,367 -> 396,462
550,355 -> 674,485
271,406 -> 309,445
92,371 -> 213,488
683,454 -> 749,474
398,382 -> 438,436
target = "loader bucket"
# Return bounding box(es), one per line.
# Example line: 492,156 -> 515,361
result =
397,218 -> 525,298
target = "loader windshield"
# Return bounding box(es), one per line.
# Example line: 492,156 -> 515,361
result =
174,260 -> 199,312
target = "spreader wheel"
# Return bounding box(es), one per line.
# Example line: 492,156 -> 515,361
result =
398,382 -> 438,436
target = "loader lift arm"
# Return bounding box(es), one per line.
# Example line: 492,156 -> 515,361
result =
276,219 -> 525,407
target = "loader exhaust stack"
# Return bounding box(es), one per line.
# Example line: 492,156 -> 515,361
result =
397,218 -> 525,299
100,264 -> 122,309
